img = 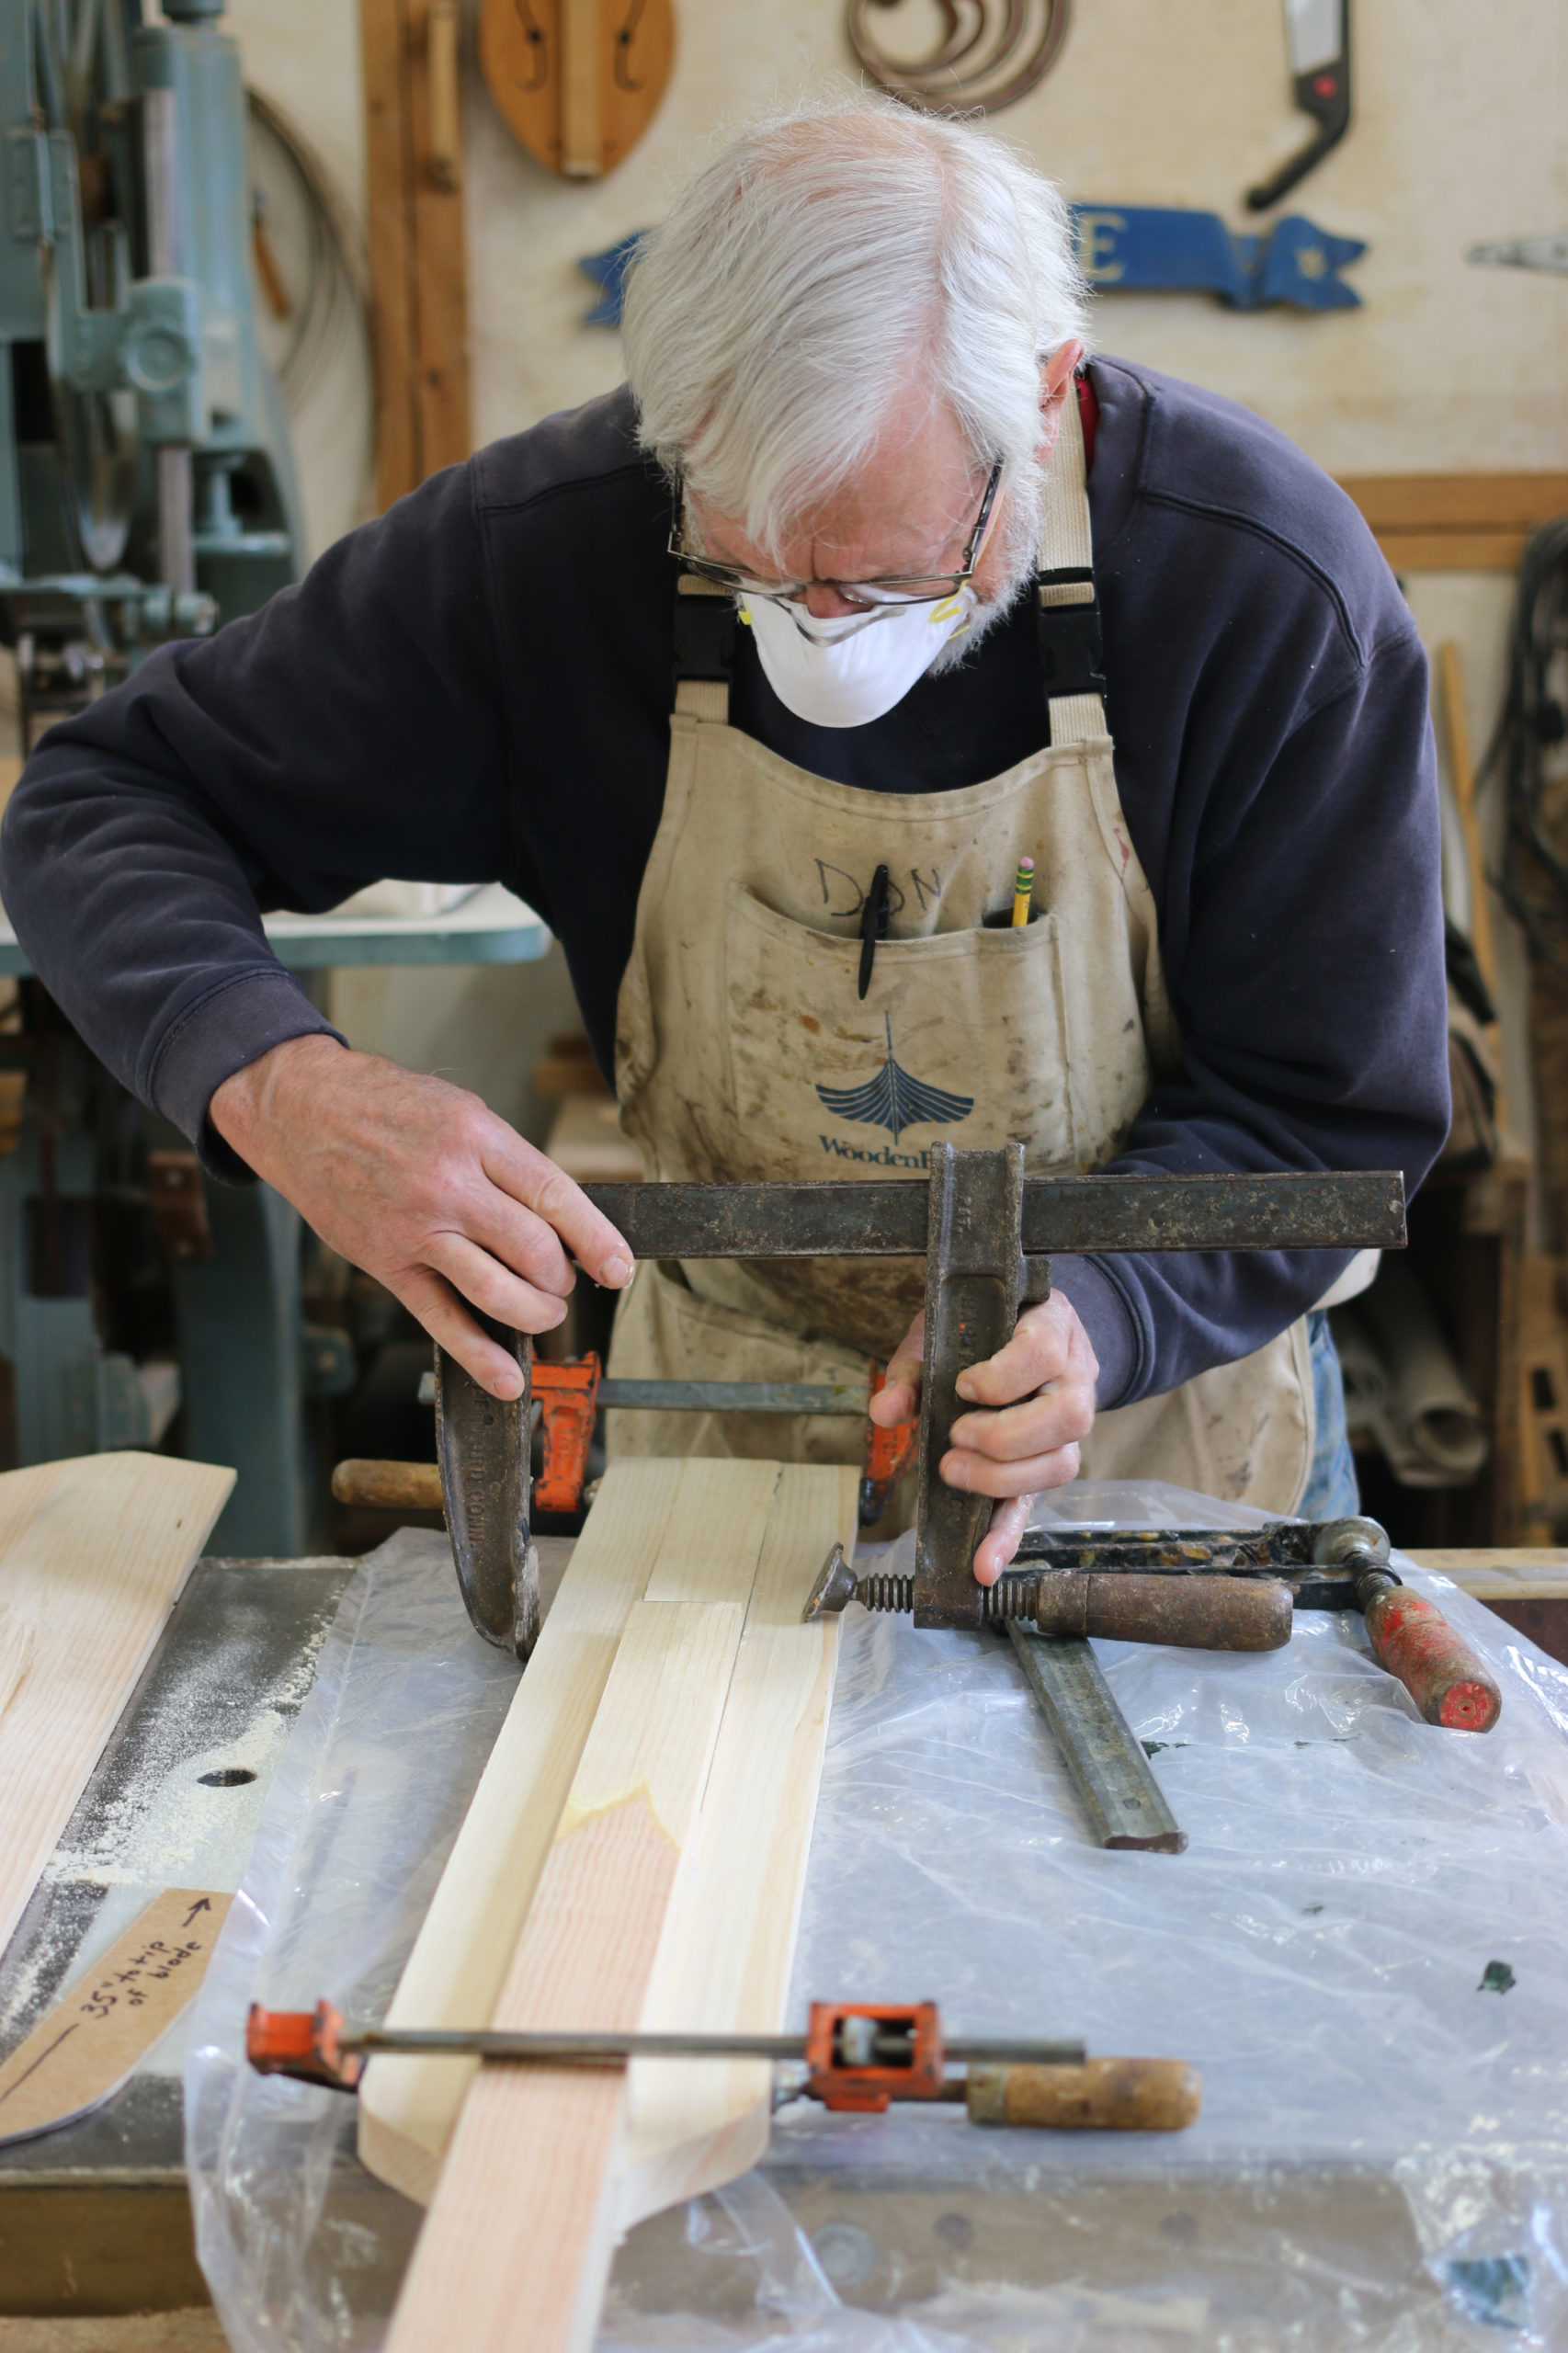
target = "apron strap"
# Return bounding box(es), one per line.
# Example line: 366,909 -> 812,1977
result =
673,574 -> 735,722
1036,378 -> 1107,749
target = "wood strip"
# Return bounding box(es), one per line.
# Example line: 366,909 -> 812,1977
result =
357,1455 -> 779,2200
358,1455 -> 686,2200
1437,639 -> 1499,1002
359,0 -> 470,508
0,1455 -> 234,1958
0,1889 -> 232,2143
404,0 -> 471,474
616,1462 -> 858,2229
359,0 -> 418,510
1337,473 -> 1568,532
559,0 -> 603,179
1373,529 -> 1535,575
1407,1548 -> 1568,1574
383,1587 -> 756,2353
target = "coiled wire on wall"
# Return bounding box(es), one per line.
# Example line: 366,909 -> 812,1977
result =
1484,516 -> 1568,971
246,88 -> 370,415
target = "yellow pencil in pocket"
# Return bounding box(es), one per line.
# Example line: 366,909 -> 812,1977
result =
1011,856 -> 1035,928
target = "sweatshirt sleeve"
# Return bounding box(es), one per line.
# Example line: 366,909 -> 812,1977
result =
0,460 -> 516,1176
1080,625 -> 1450,1405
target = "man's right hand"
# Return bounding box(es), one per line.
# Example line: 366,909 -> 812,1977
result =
209,1036 -> 635,1400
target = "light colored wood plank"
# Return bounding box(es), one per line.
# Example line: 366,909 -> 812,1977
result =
357,1454 -> 687,2199
0,1454 -> 234,1957
356,1453 -> 779,2199
1437,640 -> 1499,1004
1336,473 -> 1568,532
384,1591 -> 754,2353
1408,1547 -> 1568,1600
1408,1548 -> 1568,1574
616,1462 -> 858,2230
0,1888 -> 232,2143
1374,529 -> 1532,574
1467,1580 -> 1568,1602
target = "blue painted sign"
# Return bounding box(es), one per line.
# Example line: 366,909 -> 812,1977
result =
578,204 -> 1365,327
1070,205 -> 1365,310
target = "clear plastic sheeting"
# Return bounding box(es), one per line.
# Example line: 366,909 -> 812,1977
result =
187,1488 -> 1568,2351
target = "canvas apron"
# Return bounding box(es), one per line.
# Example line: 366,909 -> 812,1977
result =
608,395 -> 1315,1511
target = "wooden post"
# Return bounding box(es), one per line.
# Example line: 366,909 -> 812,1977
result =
360,0 -> 472,510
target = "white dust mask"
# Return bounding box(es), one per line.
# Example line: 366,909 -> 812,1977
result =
742,585 -> 976,730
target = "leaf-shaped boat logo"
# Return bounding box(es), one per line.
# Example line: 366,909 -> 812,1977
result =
814,1016 -> 975,1144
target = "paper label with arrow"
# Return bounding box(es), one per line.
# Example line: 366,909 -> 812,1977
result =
0,1887 -> 233,2145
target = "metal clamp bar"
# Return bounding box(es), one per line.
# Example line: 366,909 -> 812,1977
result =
581,1170 -> 1406,1261
1006,1626 -> 1187,1853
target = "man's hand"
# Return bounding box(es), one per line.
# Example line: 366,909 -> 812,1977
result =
210,1037 -> 634,1400
868,1292 -> 1098,1584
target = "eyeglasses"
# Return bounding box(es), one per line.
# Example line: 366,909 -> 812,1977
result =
669,457 -> 1004,611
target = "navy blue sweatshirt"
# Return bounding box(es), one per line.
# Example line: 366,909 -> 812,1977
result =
0,357 -> 1449,1407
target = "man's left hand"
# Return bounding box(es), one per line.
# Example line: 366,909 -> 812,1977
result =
869,1293 -> 1099,1584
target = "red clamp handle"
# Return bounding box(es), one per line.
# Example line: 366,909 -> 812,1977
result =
1362,1586 -> 1501,1733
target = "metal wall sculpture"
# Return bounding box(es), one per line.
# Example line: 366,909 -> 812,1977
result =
846,0 -> 1070,114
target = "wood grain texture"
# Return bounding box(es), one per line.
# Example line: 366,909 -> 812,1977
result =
359,0 -> 471,509
1335,475 -> 1568,574
0,1454 -> 234,1958
358,1455 -> 687,2198
383,1593 -> 753,2353
357,1455 -> 779,2200
616,1462 -> 858,2229
478,0 -> 674,181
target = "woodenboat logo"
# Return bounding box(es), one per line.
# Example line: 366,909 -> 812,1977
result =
816,1016 -> 974,1164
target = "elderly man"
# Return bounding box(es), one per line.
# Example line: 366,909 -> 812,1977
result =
0,99 -> 1448,1581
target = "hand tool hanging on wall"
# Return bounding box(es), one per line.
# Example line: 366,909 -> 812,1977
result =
846,0 -> 1071,116
416,1150 -> 1403,1658
1468,234 -> 1568,278
247,1996 -> 1202,2131
479,0 -> 675,180
1246,0 -> 1351,213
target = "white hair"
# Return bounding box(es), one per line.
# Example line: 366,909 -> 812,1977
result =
620,95 -> 1090,569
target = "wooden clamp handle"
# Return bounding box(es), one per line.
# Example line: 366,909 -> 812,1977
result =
966,2057 -> 1201,2131
1362,1585 -> 1501,1732
332,1459 -> 443,1512
1033,1571 -> 1293,1653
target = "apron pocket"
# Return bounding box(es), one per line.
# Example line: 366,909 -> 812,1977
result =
722,881 -> 1076,1179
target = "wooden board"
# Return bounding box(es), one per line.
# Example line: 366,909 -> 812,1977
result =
616,1462 -> 854,2229
372,1458 -> 856,2353
1335,472 -> 1568,574
358,1455 -> 690,2199
0,1454 -> 234,1959
360,0 -> 472,508
0,1890 -> 232,2144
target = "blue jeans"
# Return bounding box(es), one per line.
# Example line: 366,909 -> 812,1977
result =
1297,1307 -> 1360,1520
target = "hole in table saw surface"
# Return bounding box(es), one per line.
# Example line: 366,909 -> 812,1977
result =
199,1767 -> 258,1787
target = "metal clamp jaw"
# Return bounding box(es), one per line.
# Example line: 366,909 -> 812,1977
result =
435,1155 -> 1406,1658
